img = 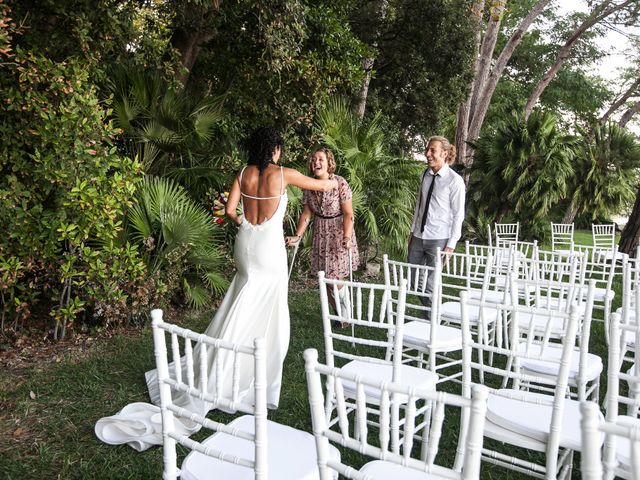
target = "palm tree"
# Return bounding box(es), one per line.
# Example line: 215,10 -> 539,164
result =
469,110 -> 577,237
314,97 -> 423,259
109,65 -> 239,200
563,123 -> 640,223
127,176 -> 228,308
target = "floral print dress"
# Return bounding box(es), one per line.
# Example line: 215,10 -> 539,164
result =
303,175 -> 359,279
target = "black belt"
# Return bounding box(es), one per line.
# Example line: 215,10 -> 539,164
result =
316,212 -> 343,219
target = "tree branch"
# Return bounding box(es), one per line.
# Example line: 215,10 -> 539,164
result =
600,77 -> 640,123
524,0 -> 636,119
619,99 -> 640,128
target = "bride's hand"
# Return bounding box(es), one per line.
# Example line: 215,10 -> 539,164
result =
285,235 -> 301,247
236,215 -> 244,226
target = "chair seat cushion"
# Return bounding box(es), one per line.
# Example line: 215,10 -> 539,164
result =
516,311 -> 569,335
517,343 -> 603,381
614,415 -> 640,469
359,460 -> 452,479
486,389 -> 603,451
467,288 -> 506,303
181,415 -> 340,480
440,301 -> 498,324
592,286 -> 614,302
341,358 -> 438,402
402,321 -> 463,352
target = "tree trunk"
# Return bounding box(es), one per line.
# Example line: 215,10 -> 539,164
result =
600,77 -> 640,124
619,99 -> 640,128
619,186 -> 640,254
171,29 -> 216,85
458,0 -> 550,181
455,0 -> 485,174
524,0 -> 635,119
468,0 -> 503,116
561,200 -> 579,224
468,0 -> 551,142
456,100 -> 471,178
169,1 -> 222,85
356,58 -> 375,119
355,0 -> 388,119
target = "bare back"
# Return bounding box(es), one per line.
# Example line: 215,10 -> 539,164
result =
239,164 -> 285,225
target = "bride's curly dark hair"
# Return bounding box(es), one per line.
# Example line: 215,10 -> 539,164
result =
247,126 -> 284,174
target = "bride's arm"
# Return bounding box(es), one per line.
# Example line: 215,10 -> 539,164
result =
284,168 -> 337,191
225,175 -> 243,225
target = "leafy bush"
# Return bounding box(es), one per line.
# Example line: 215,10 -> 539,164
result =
0,7 -> 148,337
469,110 -> 578,238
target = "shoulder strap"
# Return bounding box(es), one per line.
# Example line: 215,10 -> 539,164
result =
280,166 -> 285,195
239,166 -> 247,188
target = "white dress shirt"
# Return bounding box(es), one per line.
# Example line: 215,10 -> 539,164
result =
410,163 -> 465,249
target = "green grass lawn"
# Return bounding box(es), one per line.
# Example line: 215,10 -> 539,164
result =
0,231 -> 620,479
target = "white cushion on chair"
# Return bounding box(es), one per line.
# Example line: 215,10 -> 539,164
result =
341,358 -> 438,402
486,389 -> 603,451
440,302 -> 498,324
613,415 -> 640,469
181,415 -> 340,480
516,311 -> 568,335
467,288 -> 505,303
402,321 -> 463,352
517,343 -> 603,381
592,286 -> 614,302
359,460 -> 451,479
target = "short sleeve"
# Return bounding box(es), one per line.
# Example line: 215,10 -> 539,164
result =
337,176 -> 352,203
302,189 -> 311,205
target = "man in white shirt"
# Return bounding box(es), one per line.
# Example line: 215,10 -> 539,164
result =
408,135 -> 465,310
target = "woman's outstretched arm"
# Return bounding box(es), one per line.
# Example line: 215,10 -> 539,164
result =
284,168 -> 337,191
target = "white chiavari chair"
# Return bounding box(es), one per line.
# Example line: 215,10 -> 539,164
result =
581,401 -> 640,480
318,272 -> 438,433
464,242 -> 516,302
516,279 -> 601,402
600,312 -> 640,479
574,244 -> 618,329
438,250 -> 500,349
459,285 -> 594,479
551,222 -> 574,254
383,254 -> 464,383
495,222 -> 519,248
616,252 -> 640,358
304,348 -> 489,479
592,223 -> 615,251
151,310 -> 339,480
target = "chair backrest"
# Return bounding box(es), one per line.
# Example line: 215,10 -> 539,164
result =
592,223 -> 615,250
551,222 -> 574,252
383,253 -> 442,322
460,286 -> 581,475
603,312 -> 640,477
621,256 -> 640,333
581,401 -> 640,480
495,222 -> 519,247
318,271 -> 407,373
520,248 -> 587,288
151,310 -> 268,480
304,348 -> 489,480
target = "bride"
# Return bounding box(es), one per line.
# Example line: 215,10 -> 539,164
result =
95,127 -> 337,451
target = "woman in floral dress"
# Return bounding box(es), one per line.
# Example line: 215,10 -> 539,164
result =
286,147 -> 359,313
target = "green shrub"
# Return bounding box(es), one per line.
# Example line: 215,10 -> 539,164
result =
0,11 -> 148,337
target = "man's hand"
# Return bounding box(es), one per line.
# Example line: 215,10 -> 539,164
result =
442,246 -> 454,262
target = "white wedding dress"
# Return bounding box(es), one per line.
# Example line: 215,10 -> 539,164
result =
95,168 -> 290,451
